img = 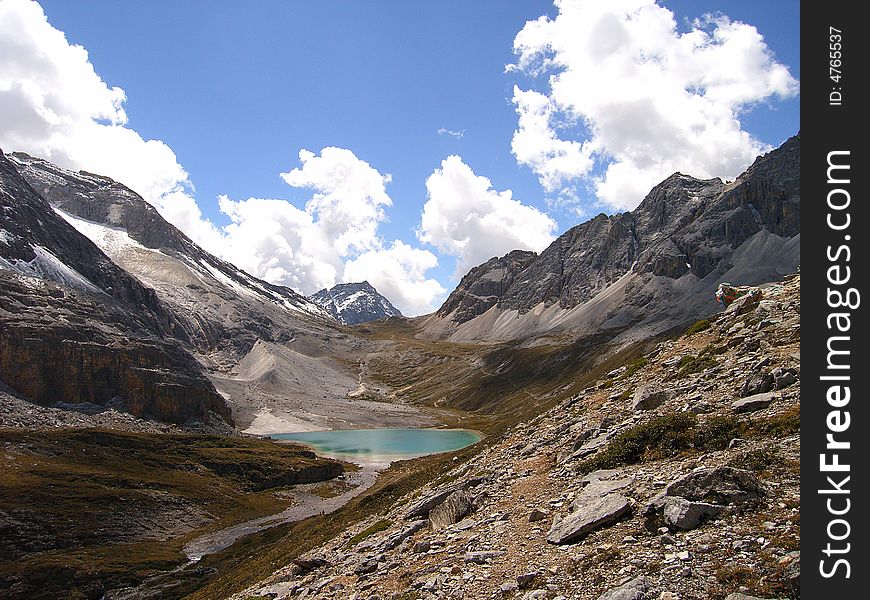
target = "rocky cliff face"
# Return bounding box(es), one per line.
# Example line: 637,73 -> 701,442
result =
0,150 -> 229,425
8,152 -> 331,357
310,281 -> 402,325
427,135 -> 800,341
436,250 -> 537,323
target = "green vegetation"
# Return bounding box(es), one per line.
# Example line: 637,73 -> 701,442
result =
671,353 -> 718,379
622,357 -> 649,378
685,318 -> 712,335
345,519 -> 392,549
575,407 -> 799,475
0,429 -> 342,600
576,413 -> 698,472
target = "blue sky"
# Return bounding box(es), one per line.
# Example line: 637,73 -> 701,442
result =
1,0 -> 799,314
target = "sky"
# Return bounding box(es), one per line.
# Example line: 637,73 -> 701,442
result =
0,0 -> 800,315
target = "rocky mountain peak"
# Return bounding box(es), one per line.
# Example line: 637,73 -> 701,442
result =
430,134 -> 800,340
310,281 -> 402,325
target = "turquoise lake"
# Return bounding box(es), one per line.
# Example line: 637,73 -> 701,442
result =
270,428 -> 483,460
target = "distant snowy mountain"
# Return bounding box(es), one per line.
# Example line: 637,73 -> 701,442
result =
310,281 -> 402,325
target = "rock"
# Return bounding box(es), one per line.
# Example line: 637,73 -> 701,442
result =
741,371 -> 774,396
528,508 -> 549,522
464,550 -> 506,564
377,520 -> 426,551
632,385 -> 669,411
772,367 -> 797,389
412,540 -> 430,553
292,556 -> 330,572
724,595 -> 788,600
516,572 -> 538,588
662,497 -> 724,530
547,493 -> 631,544
403,477 -> 485,519
353,557 -> 379,575
731,392 -> 777,413
574,478 -> 633,506
726,292 -> 762,315
596,576 -> 654,600
501,581 -> 520,594
665,467 -> 765,504
429,490 -> 474,530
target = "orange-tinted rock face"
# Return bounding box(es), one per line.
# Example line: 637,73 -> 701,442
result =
0,274 -> 230,426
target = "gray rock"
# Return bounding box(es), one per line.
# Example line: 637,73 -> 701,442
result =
412,540 -> 430,553
632,385 -> 669,411
464,550 -> 506,564
403,477 -> 485,519
547,493 -> 631,544
377,519 -> 426,552
500,581 -> 520,594
516,572 -> 538,588
724,594 -> 788,600
665,467 -> 765,504
528,508 -> 549,522
662,497 -> 724,530
429,490 -> 474,530
596,576 -> 654,600
731,392 -> 776,413
741,371 -> 775,396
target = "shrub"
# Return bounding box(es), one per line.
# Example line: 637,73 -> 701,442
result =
577,413 -> 698,473
345,519 -> 391,549
686,319 -> 712,335
622,357 -> 649,378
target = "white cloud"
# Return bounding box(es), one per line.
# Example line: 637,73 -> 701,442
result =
0,0 -> 223,248
344,241 -> 446,315
436,128 -> 465,139
419,155 -> 557,275
509,0 -> 799,211
217,148 -> 445,315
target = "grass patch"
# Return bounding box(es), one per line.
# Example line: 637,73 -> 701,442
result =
622,357 -> 649,378
671,353 -> 718,379
0,428 -> 343,599
345,519 -> 392,549
685,319 -> 712,335
576,413 -> 698,473
745,405 -> 800,437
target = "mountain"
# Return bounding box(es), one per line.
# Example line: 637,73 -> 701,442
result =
0,150 -> 229,425
310,281 -> 402,325
4,152 -> 425,433
422,134 -> 800,343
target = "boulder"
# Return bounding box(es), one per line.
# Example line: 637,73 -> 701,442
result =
741,371 -> 775,396
596,576 -> 654,600
662,497 -> 724,530
528,508 -> 549,522
632,385 -> 669,411
547,493 -> 630,544
403,477 -> 485,519
665,467 -> 764,504
731,392 -> 777,413
429,490 -> 474,530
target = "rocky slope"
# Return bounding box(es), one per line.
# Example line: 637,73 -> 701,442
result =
0,150 -> 229,425
233,274 -> 800,600
310,281 -> 402,325
422,135 -> 799,344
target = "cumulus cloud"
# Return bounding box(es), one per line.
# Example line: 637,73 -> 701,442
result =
509,0 -> 799,211
217,148 -> 445,315
419,155 -> 557,275
0,0 -> 224,248
344,241 -> 446,315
